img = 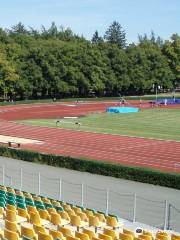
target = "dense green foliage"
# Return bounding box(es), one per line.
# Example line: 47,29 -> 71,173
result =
0,22 -> 179,100
20,108 -> 180,141
0,146 -> 179,189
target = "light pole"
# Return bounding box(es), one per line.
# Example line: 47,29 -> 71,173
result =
155,85 -> 158,102
173,80 -> 176,102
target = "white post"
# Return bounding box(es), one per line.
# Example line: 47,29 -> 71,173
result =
2,165 -> 5,185
164,200 -> 168,230
106,189 -> 109,215
58,179 -> 62,200
133,193 -> 137,222
81,183 -> 84,207
38,172 -> 41,195
156,86 -> 158,101
20,168 -> 23,191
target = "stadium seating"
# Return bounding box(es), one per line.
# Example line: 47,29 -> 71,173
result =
0,185 -> 179,240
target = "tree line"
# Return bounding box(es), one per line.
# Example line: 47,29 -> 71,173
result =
0,21 -> 179,100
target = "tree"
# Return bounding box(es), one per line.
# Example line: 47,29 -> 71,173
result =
163,34 -> 180,89
91,31 -> 103,44
138,31 -> 164,47
104,21 -> 126,48
127,41 -> 173,94
0,52 -> 19,99
10,22 -> 28,35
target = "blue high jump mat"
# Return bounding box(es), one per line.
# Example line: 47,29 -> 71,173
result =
106,107 -> 139,113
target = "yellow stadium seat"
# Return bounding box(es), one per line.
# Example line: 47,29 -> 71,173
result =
30,211 -> 49,226
6,204 -> 16,212
103,228 -> 118,240
0,185 -> 7,191
106,216 -> 123,229
27,206 -> 38,214
21,224 -> 37,240
83,228 -> 96,240
38,209 -> 50,220
5,209 -> 26,223
42,198 -> 51,205
70,214 -> 87,231
66,209 -> 76,216
51,212 -> 70,228
99,233 -> 112,240
171,234 -> 180,240
47,208 -> 57,214
4,228 -> 20,240
138,234 -> 152,240
38,231 -> 53,240
33,196 -> 42,202
95,212 -> 106,223
62,203 -> 72,211
75,231 -> 90,240
5,219 -> 21,235
7,188 -> 15,194
53,201 -> 61,208
72,206 -> 82,214
15,191 -> 24,197
142,231 -> 153,238
123,229 -> 135,238
0,206 -> 4,218
77,212 -> 88,222
84,209 -> 94,218
93,237 -> 104,240
33,224 -> 47,234
50,212 -> 62,229
5,209 -> 17,222
89,216 -> 106,233
24,192 -> 33,199
156,232 -> 168,240
30,212 -> 42,226
66,236 -> 81,240
59,211 -> 70,221
18,208 -> 30,221
59,226 -> 73,237
49,229 -> 64,240
119,232 -> 134,240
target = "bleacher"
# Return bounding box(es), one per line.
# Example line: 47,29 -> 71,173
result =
0,185 -> 179,240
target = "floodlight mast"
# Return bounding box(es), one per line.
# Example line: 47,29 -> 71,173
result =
153,83 -> 158,102
156,86 -> 158,102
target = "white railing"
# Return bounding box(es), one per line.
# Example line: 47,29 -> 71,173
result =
0,165 -> 179,232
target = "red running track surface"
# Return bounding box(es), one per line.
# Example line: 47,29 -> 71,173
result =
0,101 -> 180,173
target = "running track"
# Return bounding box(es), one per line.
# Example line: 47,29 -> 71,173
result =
0,101 -> 180,173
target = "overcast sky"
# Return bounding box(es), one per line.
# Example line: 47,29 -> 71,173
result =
0,0 -> 179,43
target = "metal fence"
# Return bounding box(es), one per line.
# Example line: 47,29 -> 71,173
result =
0,165 -> 179,232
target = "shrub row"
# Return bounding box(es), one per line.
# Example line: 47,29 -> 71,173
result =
0,146 -> 179,189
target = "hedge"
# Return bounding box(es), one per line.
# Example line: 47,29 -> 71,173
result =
0,146 -> 179,189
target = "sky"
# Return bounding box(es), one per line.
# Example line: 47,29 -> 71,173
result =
0,0 -> 179,43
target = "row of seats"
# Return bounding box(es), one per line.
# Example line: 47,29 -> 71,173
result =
0,186 -> 122,231
0,185 -> 179,240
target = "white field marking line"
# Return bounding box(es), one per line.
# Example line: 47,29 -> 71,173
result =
63,117 -> 78,119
